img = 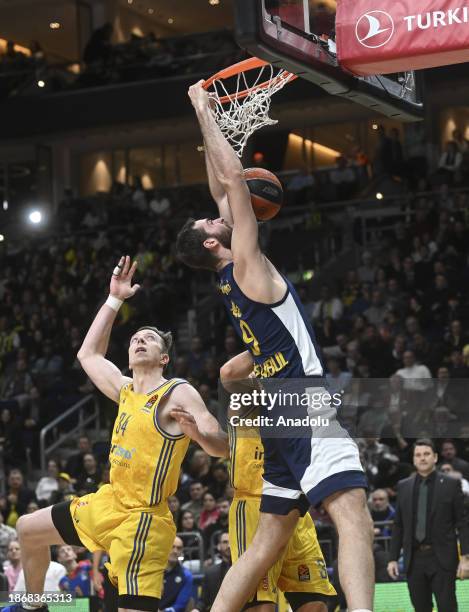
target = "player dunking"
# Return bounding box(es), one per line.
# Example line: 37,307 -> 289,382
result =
173,349 -> 336,612
3,256 -> 226,612
176,81 -> 374,612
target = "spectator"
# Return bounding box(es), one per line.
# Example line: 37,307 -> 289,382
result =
65,435 -> 93,479
32,339 -> 63,383
0,408 -> 24,469
286,166 -> 315,204
26,501 -> 39,514
359,437 -> 391,483
325,357 -> 351,395
181,481 -> 205,524
75,453 -> 101,495
388,439 -> 469,610
373,125 -> 393,176
448,349 -> 469,378
83,23 -> 113,66
198,492 -> 219,531
168,495 -> 181,526
452,128 -> 469,153
439,440 -> 469,480
191,532 -> 231,612
1,357 -> 34,407
149,189 -> 171,216
14,558 -> 66,592
357,251 -> 377,284
369,489 -> 395,539
364,290 -> 387,327
329,156 -> 356,200
178,511 -> 202,561
311,285 -> 344,323
1,470 -> 36,527
187,336 -> 208,379
35,459 -> 59,505
208,463 -> 229,500
188,450 -> 212,488
440,462 -> 469,497
49,473 -> 75,505
3,540 -> 21,592
0,513 -> 16,565
198,384 -> 221,419
202,498 -> 230,552
437,141 -> 462,185
58,545 -> 93,597
395,350 -> 432,393
159,536 -> 193,612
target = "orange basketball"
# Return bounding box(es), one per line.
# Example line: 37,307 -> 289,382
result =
244,167 -> 283,221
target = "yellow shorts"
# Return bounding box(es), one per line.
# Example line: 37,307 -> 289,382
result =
69,484 -> 175,598
229,497 -> 336,604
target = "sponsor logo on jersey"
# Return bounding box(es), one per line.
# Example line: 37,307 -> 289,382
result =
253,352 -> 289,378
298,564 -> 311,582
219,281 -> 232,295
230,301 -> 242,318
110,444 -> 136,460
142,393 -> 159,413
261,575 -> 269,591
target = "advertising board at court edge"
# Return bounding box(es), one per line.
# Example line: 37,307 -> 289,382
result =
336,0 -> 469,76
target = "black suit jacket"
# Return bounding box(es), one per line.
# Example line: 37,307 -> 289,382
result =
194,561 -> 230,611
390,472 -> 469,572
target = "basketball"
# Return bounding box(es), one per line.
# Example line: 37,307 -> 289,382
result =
244,167 -> 283,221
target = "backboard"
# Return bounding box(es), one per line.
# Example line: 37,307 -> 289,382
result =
234,0 -> 424,121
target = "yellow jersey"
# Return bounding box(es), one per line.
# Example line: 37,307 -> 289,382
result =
109,378 -> 189,510
228,409 -> 264,498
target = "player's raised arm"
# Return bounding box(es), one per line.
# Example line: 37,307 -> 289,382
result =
77,256 -> 139,403
169,384 -> 229,458
204,138 -> 233,226
189,81 -> 259,266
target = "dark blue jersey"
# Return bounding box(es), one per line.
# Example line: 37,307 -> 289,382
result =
218,263 -> 324,378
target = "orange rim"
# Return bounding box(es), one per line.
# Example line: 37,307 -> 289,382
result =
203,57 -> 297,105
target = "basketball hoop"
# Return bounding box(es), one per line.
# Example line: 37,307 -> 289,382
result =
203,57 -> 297,157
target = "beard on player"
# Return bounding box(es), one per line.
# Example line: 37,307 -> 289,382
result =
175,217 -> 233,271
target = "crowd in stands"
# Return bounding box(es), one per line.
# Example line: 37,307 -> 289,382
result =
1,166 -> 469,607
0,99 -> 469,608
0,26 -> 243,98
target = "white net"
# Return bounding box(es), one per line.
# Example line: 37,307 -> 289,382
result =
207,63 -> 296,157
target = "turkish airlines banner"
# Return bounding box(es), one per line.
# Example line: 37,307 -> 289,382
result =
336,0 -> 469,76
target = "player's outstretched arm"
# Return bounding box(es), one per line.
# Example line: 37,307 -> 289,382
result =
77,256 -> 139,403
189,81 -> 259,261
189,81 -> 286,303
204,137 -> 233,226
169,384 -> 229,458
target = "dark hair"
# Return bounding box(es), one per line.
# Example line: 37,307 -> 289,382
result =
413,438 -> 436,453
136,326 -> 173,354
176,218 -> 218,271
441,438 -> 456,448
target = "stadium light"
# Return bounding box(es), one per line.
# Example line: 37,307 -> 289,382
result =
3,199 -> 8,210
376,192 -> 384,200
28,210 -> 43,225
0,234 -> 4,242
38,80 -> 46,88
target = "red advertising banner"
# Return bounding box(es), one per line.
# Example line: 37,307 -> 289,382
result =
336,0 -> 469,76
